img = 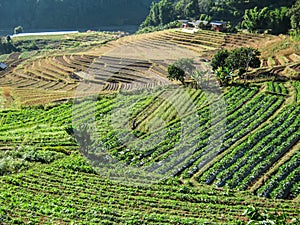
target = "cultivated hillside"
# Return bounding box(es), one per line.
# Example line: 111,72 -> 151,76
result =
0,29 -> 299,224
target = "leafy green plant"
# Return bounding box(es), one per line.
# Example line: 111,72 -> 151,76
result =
216,66 -> 232,86
239,206 -> 299,225
0,157 -> 27,175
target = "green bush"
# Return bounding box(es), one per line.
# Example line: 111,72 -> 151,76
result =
42,146 -> 71,155
238,206 -> 299,225
23,150 -> 65,164
0,37 -> 17,54
0,157 -> 27,175
53,154 -> 95,174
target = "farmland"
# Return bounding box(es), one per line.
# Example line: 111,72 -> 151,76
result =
0,29 -> 300,224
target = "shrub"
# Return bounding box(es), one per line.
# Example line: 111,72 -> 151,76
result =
0,157 -> 26,175
23,150 -> 65,164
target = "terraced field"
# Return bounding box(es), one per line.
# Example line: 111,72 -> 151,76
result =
0,30 -> 300,224
1,82 -> 299,224
1,29 -> 299,106
1,156 -> 299,224
70,83 -> 298,199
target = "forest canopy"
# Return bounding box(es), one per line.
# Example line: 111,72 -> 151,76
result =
140,0 -> 296,34
0,0 -> 155,31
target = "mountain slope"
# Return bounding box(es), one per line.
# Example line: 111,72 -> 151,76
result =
0,0 -> 155,30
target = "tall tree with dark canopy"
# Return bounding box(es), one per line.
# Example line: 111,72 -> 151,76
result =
211,47 -> 261,83
167,64 -> 185,84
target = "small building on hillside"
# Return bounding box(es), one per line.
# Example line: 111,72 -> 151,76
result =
179,19 -> 228,32
210,21 -> 227,32
0,62 -> 7,71
178,20 -> 189,28
179,19 -> 211,29
187,21 -> 197,28
194,20 -> 210,29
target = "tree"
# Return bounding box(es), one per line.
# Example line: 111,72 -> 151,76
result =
167,64 -> 185,84
142,2 -> 160,27
185,0 -> 200,19
198,0 -> 213,14
167,58 -> 196,85
288,0 -> 300,31
0,37 -> 17,54
268,7 -> 290,35
173,58 -> 196,75
14,26 -> 24,34
242,7 -> 269,33
174,0 -> 185,18
140,0 -> 174,28
225,47 -> 260,80
211,47 -> 261,84
242,6 -> 290,34
158,0 -> 174,25
211,49 -> 229,71
199,14 -> 212,22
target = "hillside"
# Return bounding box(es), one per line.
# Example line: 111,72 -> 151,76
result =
0,29 -> 299,224
0,0 -> 155,32
139,0 -> 296,35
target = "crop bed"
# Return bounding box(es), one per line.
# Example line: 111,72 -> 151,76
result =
68,83 -> 298,200
0,83 -> 299,224
0,30 -> 299,224
1,155 -> 299,224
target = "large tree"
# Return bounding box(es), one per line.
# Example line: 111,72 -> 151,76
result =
225,47 -> 260,79
158,0 -> 174,25
211,47 -> 261,83
141,0 -> 173,27
211,49 -> 229,71
140,0 -> 294,31
225,47 -> 261,70
167,64 -> 185,84
185,0 -> 200,18
167,58 -> 196,84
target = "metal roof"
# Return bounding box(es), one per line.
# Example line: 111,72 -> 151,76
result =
210,21 -> 227,26
0,62 -> 7,70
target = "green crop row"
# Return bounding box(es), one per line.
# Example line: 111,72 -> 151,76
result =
257,149 -> 300,198
200,104 -> 300,198
0,154 -> 298,224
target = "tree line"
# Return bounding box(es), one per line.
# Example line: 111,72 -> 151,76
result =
0,0 -> 154,31
140,0 -> 299,35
